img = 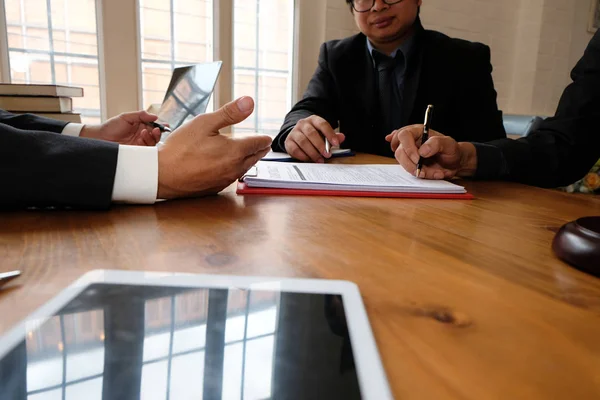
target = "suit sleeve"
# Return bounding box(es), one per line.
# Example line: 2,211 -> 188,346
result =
272,43 -> 340,152
457,44 -> 506,141
0,109 -> 68,133
482,31 -> 600,187
0,123 -> 119,209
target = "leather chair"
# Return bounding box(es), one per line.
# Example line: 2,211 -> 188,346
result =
503,114 -> 546,138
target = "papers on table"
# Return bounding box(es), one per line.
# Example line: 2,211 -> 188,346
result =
243,162 -> 466,194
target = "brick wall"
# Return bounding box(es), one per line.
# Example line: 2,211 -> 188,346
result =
421,0 -> 520,113
321,0 -> 595,116
325,0 -> 359,41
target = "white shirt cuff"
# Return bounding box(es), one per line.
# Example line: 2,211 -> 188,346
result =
112,145 -> 159,204
61,123 -> 84,137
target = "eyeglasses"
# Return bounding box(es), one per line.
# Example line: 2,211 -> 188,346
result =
351,0 -> 403,13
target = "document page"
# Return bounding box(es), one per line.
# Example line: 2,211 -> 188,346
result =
262,149 -> 352,161
244,162 -> 466,193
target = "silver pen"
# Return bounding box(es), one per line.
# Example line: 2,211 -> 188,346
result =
325,138 -> 331,155
0,270 -> 21,288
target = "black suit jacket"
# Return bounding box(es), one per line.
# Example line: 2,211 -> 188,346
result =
273,23 -> 506,156
1,110 -> 119,209
481,30 -> 600,188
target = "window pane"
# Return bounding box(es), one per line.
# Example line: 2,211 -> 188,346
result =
141,62 -> 173,108
26,316 -> 63,392
222,336 -> 276,400
169,352 -> 205,399
173,290 -> 209,353
233,71 -> 257,131
28,389 -> 62,400
9,51 -> 52,84
54,55 -> 101,120
141,360 -> 168,400
223,342 -> 243,400
139,0 -> 214,111
225,290 -> 279,343
246,305 -> 277,339
225,289 -> 248,343
64,310 -> 105,381
243,336 -> 275,400
65,377 -> 102,400
144,296 -> 173,362
233,0 -> 294,135
3,0 -> 102,123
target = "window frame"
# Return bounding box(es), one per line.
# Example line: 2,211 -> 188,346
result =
25,310 -> 106,399
0,0 -> 105,121
140,290 -> 279,399
0,0 -> 327,125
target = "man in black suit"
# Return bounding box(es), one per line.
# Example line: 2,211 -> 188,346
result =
389,30 -> 600,188
272,0 -> 506,162
1,97 -> 271,209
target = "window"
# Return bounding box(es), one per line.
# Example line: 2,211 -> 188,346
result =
233,0 -> 295,134
138,0 -> 295,134
26,310 -> 105,399
140,289 -> 279,399
223,289 -> 279,399
142,290 -> 210,399
1,0 -> 297,125
3,0 -> 102,124
138,0 -> 214,111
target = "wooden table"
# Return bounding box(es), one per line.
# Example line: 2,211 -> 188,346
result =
2,154 -> 600,399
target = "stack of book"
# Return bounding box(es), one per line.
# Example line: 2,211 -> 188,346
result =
0,83 -> 84,123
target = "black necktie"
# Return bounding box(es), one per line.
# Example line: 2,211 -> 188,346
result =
373,51 -> 405,139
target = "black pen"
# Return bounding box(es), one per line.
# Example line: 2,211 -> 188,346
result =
150,121 -> 172,133
415,104 -> 434,178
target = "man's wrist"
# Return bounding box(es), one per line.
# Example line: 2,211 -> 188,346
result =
156,145 -> 178,200
457,142 -> 477,178
79,124 -> 95,139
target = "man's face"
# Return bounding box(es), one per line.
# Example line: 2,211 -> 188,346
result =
352,0 -> 422,44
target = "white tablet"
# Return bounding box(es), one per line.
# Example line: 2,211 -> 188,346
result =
0,270 -> 392,400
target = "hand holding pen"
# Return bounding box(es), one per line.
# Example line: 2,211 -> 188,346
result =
80,110 -> 166,146
416,105 -> 434,178
386,107 -> 475,180
284,115 -> 346,163
150,121 -> 171,133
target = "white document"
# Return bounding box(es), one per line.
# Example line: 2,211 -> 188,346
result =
244,162 -> 466,193
262,148 -> 352,161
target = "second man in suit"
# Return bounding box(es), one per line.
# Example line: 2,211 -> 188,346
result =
273,0 -> 506,162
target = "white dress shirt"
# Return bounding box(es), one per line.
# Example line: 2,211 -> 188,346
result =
62,123 -> 159,204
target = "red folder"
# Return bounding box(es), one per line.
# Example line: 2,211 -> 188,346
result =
236,182 -> 474,200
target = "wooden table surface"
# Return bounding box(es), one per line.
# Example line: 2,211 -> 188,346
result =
2,154 -> 600,399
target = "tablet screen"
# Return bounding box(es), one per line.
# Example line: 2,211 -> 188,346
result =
157,62 -> 222,131
0,284 -> 362,399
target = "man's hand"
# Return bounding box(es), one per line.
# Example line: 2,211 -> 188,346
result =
80,111 -> 162,146
157,96 -> 272,199
284,115 -> 346,163
385,125 -> 478,179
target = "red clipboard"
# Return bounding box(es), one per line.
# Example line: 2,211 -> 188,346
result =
236,182 -> 474,200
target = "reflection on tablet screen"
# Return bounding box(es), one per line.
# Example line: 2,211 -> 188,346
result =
0,284 -> 362,399
158,61 -> 222,131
